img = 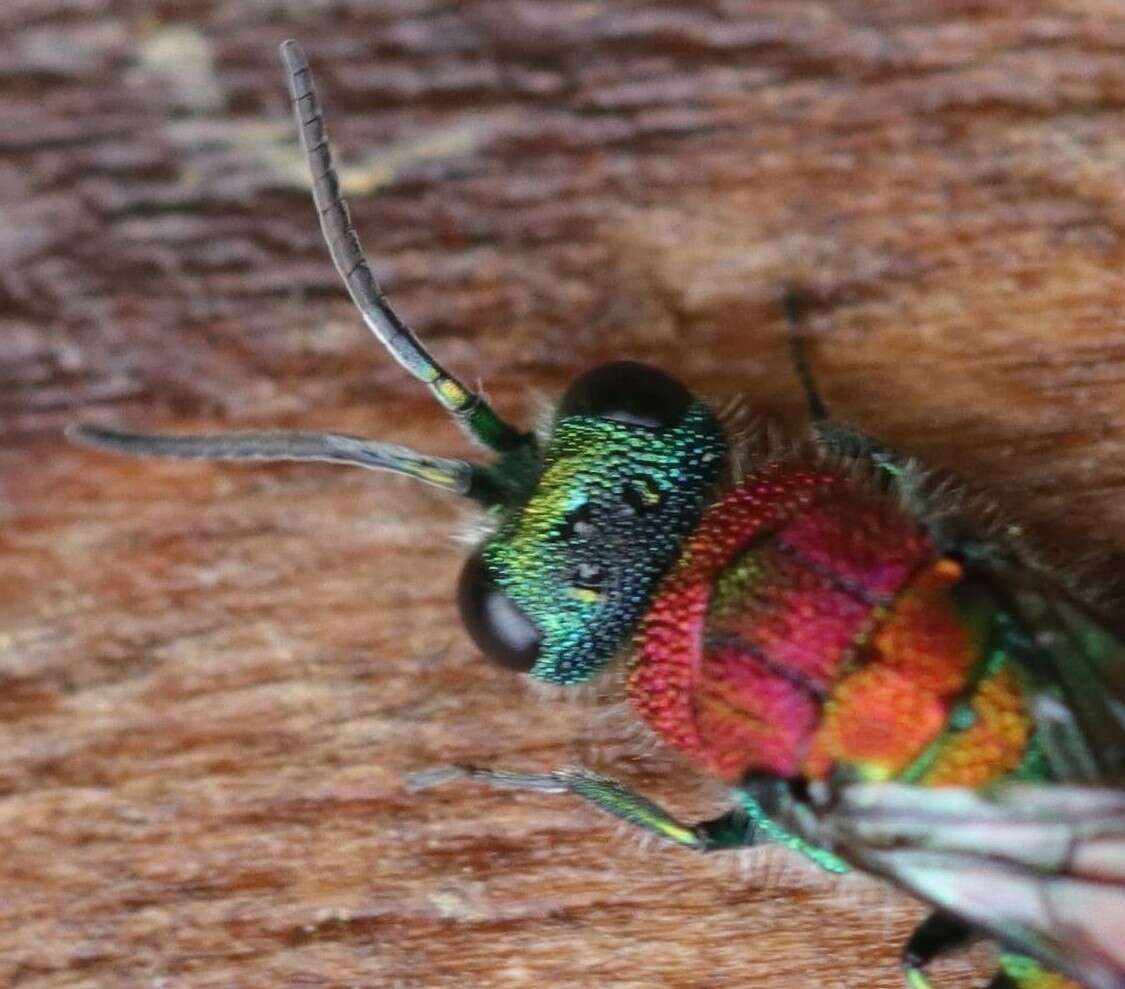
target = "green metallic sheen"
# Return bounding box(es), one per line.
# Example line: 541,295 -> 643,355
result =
482,401 -> 726,684
732,789 -> 850,874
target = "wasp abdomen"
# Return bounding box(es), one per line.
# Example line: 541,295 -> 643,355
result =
630,463 -> 1029,785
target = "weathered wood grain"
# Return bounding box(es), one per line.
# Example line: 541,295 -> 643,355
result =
3,2 -> 1124,987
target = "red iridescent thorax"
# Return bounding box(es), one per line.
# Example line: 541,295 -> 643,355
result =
628,463 -> 1020,783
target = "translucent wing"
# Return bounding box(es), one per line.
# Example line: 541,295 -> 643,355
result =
975,563 -> 1125,784
780,566 -> 1125,988
803,783 -> 1125,989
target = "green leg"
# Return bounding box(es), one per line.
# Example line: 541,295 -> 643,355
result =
407,765 -> 761,851
901,911 -> 978,989
733,780 -> 850,874
780,291 -> 911,478
782,291 -> 949,532
994,953 -> 1082,989
898,921 -> 1075,989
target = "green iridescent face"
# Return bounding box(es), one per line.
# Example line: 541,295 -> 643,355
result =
458,362 -> 727,685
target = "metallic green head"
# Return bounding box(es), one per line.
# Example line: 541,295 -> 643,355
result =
458,362 -> 727,684
68,44 -> 727,689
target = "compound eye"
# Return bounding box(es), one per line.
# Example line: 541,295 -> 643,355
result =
457,553 -> 541,672
557,361 -> 692,429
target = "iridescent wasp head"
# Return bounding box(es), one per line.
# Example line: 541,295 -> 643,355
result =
459,361 -> 725,683
68,41 -> 727,686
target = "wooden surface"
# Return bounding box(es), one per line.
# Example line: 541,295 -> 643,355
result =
3,3 -> 1125,987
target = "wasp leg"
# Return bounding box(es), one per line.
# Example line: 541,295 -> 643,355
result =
780,293 -> 919,489
781,289 -> 829,422
783,290 -> 967,542
902,923 -> 1080,989
407,765 -> 760,851
993,954 -> 1083,989
901,910 -> 978,989
735,777 -> 850,873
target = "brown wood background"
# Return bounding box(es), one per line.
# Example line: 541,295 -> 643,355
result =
3,2 -> 1125,987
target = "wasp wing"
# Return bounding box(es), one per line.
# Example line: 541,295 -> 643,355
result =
813,782 -> 1125,989
979,564 -> 1125,784
788,562 -> 1125,987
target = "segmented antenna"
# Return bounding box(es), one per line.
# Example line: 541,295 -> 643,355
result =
68,424 -> 502,503
279,40 -> 528,454
66,43 -> 541,509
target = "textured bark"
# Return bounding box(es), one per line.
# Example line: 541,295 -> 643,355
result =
3,2 -> 1125,987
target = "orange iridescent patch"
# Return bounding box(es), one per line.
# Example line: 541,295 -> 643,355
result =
804,557 -> 980,780
921,664 -> 1032,787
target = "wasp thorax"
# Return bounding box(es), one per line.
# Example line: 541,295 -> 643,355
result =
470,362 -> 728,686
